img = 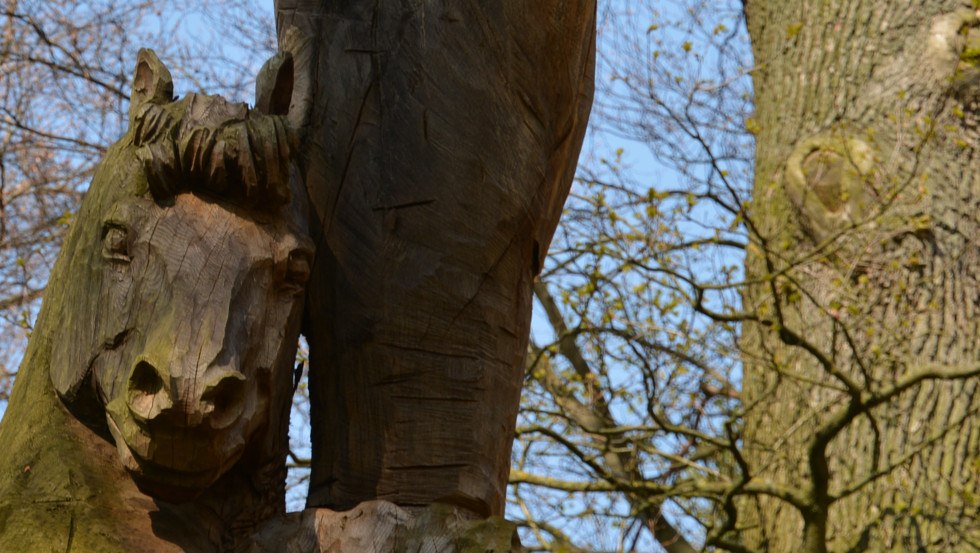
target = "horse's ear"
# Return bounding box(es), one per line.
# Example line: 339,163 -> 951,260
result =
129,49 -> 174,120
280,26 -> 314,129
255,27 -> 313,126
255,52 -> 294,116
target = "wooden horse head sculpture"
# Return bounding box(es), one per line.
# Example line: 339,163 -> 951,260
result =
48,47 -> 312,502
0,31 -> 313,553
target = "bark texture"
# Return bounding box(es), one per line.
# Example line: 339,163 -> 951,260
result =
744,1 -> 980,551
274,0 -> 596,517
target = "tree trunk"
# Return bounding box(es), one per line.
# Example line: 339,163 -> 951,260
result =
743,1 -> 980,551
274,0 -> 596,518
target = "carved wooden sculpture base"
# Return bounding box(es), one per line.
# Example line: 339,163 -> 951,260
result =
249,501 -> 523,553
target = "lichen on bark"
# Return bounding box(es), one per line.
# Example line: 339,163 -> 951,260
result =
742,1 -> 980,551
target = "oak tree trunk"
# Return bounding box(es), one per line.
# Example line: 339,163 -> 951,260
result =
743,1 -> 980,551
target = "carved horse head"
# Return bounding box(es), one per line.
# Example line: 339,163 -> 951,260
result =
46,43 -> 312,502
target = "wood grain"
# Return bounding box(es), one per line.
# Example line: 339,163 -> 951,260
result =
275,0 -> 597,517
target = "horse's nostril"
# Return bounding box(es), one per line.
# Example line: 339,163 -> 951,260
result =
128,360 -> 167,421
201,373 -> 245,429
131,361 -> 164,395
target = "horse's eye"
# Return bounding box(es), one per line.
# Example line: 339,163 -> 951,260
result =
102,225 -> 130,262
283,250 -> 311,293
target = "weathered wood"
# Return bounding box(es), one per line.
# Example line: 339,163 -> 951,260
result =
0,43 -> 312,552
249,500 -> 523,553
275,0 -> 597,517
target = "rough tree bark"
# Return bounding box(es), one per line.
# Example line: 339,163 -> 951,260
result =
273,0 -> 596,519
743,1 -> 980,551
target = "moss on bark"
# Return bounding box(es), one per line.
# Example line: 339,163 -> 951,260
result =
743,1 -> 980,551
